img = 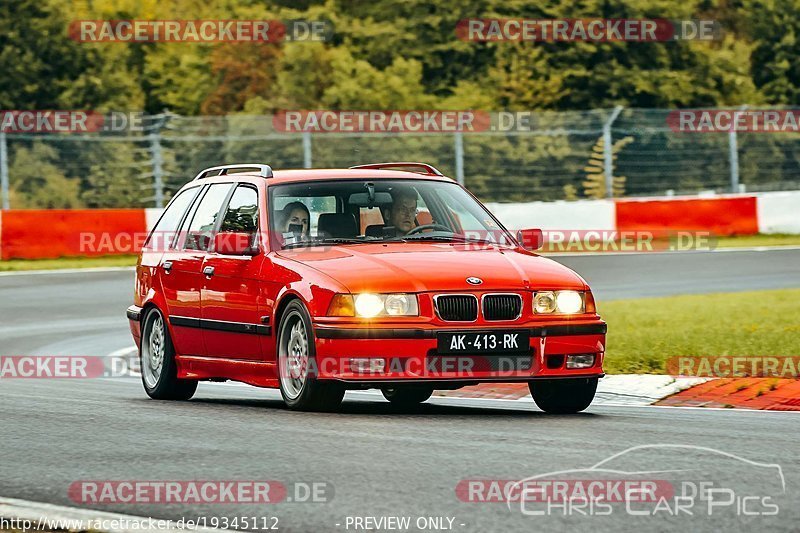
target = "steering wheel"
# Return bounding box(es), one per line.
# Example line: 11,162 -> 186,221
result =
405,223 -> 452,236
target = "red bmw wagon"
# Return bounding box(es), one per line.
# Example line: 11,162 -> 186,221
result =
127,162 -> 606,412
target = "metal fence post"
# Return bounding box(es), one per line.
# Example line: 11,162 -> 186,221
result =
603,106 -> 624,198
729,105 -> 747,193
302,132 -> 312,168
0,132 -> 8,210
148,131 -> 164,208
454,132 -> 464,185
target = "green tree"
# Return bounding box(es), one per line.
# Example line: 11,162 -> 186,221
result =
8,142 -> 82,208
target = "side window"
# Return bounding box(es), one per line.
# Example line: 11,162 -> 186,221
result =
219,186 -> 259,233
184,184 -> 233,251
144,187 -> 198,250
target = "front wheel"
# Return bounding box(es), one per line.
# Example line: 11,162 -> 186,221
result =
529,377 -> 598,414
277,300 -> 345,411
382,386 -> 434,407
140,307 -> 197,400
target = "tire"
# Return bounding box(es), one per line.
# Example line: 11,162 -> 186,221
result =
529,377 -> 598,414
277,300 -> 345,411
382,386 -> 434,407
140,307 -> 198,401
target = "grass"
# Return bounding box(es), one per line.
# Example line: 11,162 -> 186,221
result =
0,255 -> 137,271
713,233 -> 800,248
599,288 -> 800,374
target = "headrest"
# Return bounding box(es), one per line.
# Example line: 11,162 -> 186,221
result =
318,213 -> 358,238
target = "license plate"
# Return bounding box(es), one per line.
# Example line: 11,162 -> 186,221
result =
437,330 -> 529,354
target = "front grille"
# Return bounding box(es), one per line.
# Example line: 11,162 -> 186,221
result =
482,294 -> 522,321
435,294 -> 478,321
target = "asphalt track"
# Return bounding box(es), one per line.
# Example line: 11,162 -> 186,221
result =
1,248 -> 800,532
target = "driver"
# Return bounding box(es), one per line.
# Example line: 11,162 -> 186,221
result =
386,187 -> 418,236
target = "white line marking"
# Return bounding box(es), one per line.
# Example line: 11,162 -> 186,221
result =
0,496 -> 226,533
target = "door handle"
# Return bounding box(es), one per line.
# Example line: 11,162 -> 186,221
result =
203,266 -> 215,277
162,260 -> 173,273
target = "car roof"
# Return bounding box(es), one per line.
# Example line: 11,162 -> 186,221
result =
191,168 -> 455,187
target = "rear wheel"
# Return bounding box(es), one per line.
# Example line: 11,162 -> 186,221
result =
382,386 -> 434,407
277,300 -> 345,411
529,377 -> 597,414
140,307 -> 197,400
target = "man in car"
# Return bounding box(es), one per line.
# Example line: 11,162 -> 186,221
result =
386,187 -> 418,236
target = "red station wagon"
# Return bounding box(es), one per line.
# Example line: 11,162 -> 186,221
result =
127,162 -> 607,412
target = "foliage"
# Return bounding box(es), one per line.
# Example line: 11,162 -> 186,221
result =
1,0 -> 799,207
8,142 -> 82,208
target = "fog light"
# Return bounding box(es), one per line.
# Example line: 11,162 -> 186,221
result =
349,358 -> 385,373
566,354 -> 595,369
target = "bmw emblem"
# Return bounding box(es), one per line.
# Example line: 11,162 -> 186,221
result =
466,277 -> 483,285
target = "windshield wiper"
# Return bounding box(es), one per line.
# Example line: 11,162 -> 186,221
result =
392,234 -> 500,245
283,238 -> 368,249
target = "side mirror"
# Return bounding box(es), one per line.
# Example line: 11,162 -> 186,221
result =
517,228 -> 543,251
214,232 -> 258,256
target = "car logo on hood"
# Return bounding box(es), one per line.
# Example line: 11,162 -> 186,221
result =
466,277 -> 483,285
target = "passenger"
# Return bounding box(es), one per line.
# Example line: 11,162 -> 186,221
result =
279,201 -> 310,239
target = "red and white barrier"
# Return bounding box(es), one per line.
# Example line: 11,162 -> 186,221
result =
613,195 -> 759,236
0,191 -> 798,260
0,209 -> 147,260
486,199 -> 616,232
489,191 -> 799,236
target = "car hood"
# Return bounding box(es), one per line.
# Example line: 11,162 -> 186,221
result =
277,243 -> 586,293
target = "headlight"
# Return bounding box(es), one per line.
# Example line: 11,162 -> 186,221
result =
328,293 -> 419,317
533,291 -> 557,313
556,290 -> 584,314
534,290 -> 585,314
355,293 -> 384,317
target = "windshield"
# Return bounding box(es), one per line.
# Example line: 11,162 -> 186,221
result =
269,179 -> 513,249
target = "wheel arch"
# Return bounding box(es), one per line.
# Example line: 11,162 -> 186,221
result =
273,291 -> 304,336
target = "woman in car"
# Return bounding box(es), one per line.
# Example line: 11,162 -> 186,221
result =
279,201 -> 311,239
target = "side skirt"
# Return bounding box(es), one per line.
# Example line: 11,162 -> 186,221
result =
176,355 -> 279,389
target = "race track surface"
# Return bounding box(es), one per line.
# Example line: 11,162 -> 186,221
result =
1,248 -> 799,531
2,378 -> 798,532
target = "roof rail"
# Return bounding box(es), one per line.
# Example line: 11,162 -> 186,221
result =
194,164 -> 273,180
349,162 -> 444,176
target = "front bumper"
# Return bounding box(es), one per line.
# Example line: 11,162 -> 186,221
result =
312,321 -> 606,383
